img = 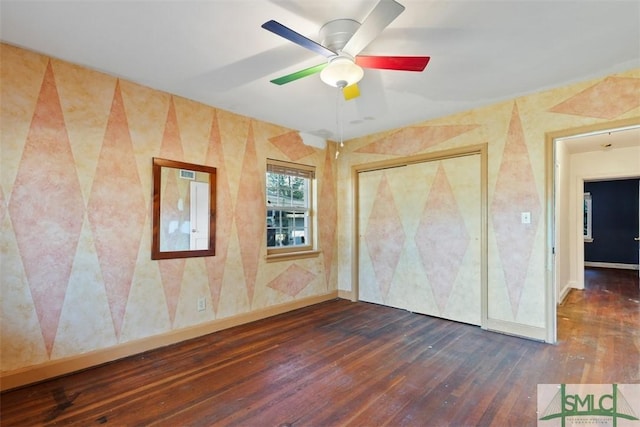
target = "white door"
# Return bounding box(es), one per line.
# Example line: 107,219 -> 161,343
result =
358,154 -> 482,325
190,181 -> 210,250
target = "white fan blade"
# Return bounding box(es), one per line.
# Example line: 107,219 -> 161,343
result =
342,0 -> 405,57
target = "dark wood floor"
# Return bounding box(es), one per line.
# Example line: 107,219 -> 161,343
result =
2,268 -> 639,426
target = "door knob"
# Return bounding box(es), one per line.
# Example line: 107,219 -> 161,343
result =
635,237 -> 640,241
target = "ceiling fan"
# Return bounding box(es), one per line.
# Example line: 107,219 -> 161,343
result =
261,0 -> 430,101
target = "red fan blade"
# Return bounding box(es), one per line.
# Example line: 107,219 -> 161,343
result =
355,55 -> 430,71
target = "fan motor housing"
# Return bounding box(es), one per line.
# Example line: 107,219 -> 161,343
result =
319,19 -> 360,52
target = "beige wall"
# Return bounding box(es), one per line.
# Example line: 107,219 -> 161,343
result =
1,41 -> 639,387
0,44 -> 338,387
337,70 -> 640,340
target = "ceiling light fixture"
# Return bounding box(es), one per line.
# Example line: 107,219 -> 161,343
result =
320,56 -> 364,88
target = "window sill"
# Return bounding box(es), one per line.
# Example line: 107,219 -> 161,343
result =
584,238 -> 594,243
266,250 -> 320,263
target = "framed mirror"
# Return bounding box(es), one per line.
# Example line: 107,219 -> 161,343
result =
151,157 -> 216,259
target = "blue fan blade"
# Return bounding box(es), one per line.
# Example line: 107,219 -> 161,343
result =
262,20 -> 336,58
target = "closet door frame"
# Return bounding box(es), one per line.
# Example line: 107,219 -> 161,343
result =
351,144 -> 488,329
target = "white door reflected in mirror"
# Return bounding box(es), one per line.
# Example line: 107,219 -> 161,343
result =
190,180 -> 210,250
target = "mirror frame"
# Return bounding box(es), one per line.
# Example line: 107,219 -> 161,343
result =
151,157 -> 216,260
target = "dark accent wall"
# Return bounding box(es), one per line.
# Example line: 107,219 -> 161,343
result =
584,179 -> 639,265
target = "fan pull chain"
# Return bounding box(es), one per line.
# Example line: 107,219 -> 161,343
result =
335,87 -> 345,159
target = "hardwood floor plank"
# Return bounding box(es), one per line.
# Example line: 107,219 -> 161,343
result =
1,268 -> 638,426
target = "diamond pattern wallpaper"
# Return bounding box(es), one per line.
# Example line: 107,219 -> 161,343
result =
343,67 -> 639,331
490,104 -> 541,317
364,173 -> 406,301
358,156 -> 481,325
1,44 -> 337,375
203,109 -> 232,315
88,81 -> 147,337
355,124 -> 480,156
8,62 -> 85,355
236,124 -> 263,305
416,163 -> 472,316
1,41 -> 638,384
548,77 -> 640,119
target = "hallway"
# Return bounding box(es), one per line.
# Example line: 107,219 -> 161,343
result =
557,267 -> 639,382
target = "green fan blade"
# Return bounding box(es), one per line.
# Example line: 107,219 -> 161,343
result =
270,63 -> 327,85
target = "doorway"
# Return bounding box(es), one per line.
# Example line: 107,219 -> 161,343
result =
548,119 -> 640,343
583,178 -> 639,271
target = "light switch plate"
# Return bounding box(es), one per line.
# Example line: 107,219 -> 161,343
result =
521,212 -> 531,224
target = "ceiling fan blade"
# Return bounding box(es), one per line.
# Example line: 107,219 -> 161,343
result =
262,20 -> 336,58
356,55 -> 430,71
270,63 -> 327,85
342,0 -> 405,57
343,83 -> 360,101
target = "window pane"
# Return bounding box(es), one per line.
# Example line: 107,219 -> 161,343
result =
288,211 -> 308,246
266,163 -> 313,252
266,211 -> 309,247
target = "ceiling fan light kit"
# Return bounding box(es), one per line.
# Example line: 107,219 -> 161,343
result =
319,19 -> 360,52
262,0 -> 430,99
320,56 -> 364,88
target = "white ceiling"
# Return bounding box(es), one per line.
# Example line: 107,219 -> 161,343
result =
1,1 -> 639,142
559,125 -> 640,154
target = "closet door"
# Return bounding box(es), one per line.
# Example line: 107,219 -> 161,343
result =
358,154 -> 482,325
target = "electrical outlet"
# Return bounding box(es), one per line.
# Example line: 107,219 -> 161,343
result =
197,297 -> 206,312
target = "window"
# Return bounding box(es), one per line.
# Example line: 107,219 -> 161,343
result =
266,160 -> 315,257
584,192 -> 593,241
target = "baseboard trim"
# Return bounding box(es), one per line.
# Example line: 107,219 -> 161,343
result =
558,280 -> 576,304
338,289 -> 355,301
584,262 -> 639,271
486,318 -> 547,342
1,291 -> 338,392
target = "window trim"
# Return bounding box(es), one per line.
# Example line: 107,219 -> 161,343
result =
266,159 -> 318,260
